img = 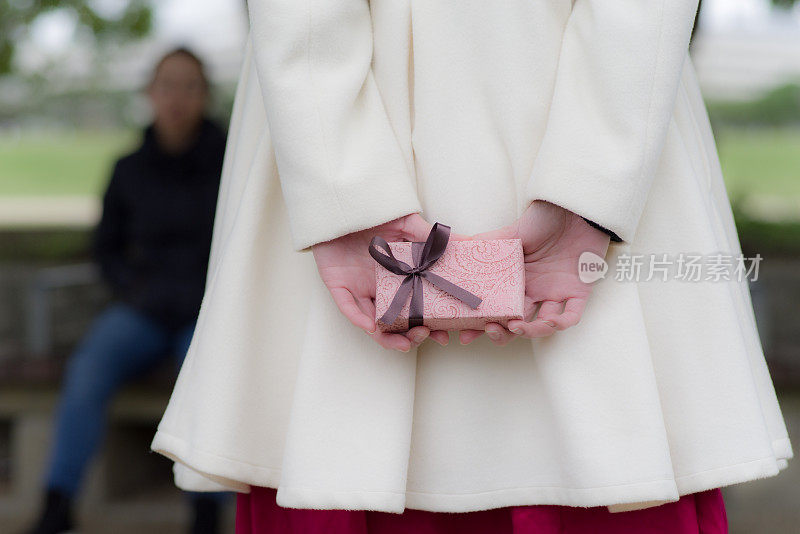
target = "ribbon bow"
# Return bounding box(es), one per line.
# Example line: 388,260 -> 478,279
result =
368,222 -> 483,329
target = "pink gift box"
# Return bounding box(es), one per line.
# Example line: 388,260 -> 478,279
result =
374,238 -> 525,332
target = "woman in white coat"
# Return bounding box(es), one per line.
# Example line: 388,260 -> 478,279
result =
151,0 -> 794,532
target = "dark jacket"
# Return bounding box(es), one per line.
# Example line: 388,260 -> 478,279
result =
93,117 -> 227,331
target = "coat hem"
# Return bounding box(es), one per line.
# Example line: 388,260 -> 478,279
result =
151,429 -> 791,514
151,429 -> 275,493
276,486 -> 407,514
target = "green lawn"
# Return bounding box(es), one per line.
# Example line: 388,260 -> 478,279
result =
0,129 -> 139,196
714,127 -> 800,199
1,126 -> 799,199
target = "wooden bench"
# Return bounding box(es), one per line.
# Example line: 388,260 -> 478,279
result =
0,355 -> 237,533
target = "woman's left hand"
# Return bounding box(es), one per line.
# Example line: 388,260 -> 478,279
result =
459,200 -> 611,346
312,213 -> 469,352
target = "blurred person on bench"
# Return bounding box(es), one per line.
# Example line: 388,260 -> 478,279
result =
21,46 -> 229,534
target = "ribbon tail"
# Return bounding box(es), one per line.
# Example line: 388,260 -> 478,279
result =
409,275 -> 424,329
379,274 -> 415,326
421,272 -> 483,310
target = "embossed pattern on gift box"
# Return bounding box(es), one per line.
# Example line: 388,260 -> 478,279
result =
375,239 -> 525,332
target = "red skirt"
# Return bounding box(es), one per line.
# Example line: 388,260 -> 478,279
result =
235,486 -> 728,534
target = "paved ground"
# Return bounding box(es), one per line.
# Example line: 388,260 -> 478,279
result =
723,392 -> 800,534
1,398 -> 797,533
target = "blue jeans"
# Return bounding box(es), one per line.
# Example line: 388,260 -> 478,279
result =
44,301 -> 228,502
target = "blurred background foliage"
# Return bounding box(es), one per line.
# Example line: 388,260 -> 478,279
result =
0,0 -> 153,75
707,83 -> 800,126
0,0 -> 798,260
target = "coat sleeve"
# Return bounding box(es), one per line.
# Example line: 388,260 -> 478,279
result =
92,162 -> 134,297
247,0 -> 423,252
523,0 -> 699,243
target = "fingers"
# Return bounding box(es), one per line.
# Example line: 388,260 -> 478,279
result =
330,286 -> 427,352
335,281 -> 585,347
458,329 -> 484,345
366,326 -> 451,352
538,300 -> 564,323
484,323 -> 516,346
429,330 -> 450,346
327,287 -> 423,352
537,298 -> 586,330
370,330 -> 413,352
329,287 -> 376,333
405,326 -> 430,349
461,321 -> 526,346
506,318 -> 558,338
367,326 -> 426,352
506,298 -> 587,338
368,297 -> 587,349
367,302 -> 585,350
399,326 -> 450,349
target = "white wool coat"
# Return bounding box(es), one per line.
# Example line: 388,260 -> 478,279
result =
151,0 -> 793,514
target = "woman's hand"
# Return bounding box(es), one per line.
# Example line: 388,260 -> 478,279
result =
311,213 -> 468,352
459,200 -> 611,345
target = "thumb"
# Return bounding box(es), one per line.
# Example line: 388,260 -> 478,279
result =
400,213 -> 434,241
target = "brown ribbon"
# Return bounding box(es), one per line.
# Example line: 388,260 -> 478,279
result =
369,222 -> 482,329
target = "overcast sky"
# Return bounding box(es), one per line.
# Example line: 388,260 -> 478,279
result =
153,0 -> 800,40
155,0 -> 248,53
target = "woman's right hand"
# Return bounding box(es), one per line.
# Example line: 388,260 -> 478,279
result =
312,213 -> 466,352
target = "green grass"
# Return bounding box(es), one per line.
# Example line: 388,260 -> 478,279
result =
0,129 -> 139,196
1,126 -> 799,200
1,126 -> 799,259
714,127 -> 800,200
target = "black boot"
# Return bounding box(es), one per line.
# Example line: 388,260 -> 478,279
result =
21,488 -> 75,534
190,495 -> 220,534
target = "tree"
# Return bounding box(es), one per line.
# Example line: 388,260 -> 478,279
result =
0,0 -> 153,76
